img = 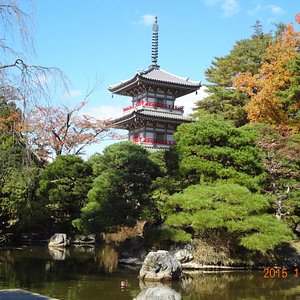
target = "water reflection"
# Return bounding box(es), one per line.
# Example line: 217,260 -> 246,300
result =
179,271 -> 300,299
96,245 -> 119,273
48,247 -> 68,260
0,247 -> 300,300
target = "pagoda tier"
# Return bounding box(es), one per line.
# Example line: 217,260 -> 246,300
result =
109,17 -> 201,150
108,66 -> 201,98
113,108 -> 191,150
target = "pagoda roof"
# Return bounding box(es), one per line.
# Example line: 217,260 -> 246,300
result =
112,108 -> 192,129
108,66 -> 201,97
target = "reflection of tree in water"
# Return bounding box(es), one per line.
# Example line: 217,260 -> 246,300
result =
179,271 -> 300,300
0,250 -> 18,287
95,246 -> 118,273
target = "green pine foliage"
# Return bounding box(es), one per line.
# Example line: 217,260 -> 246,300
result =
278,54 -> 300,126
0,166 -> 42,233
36,155 -> 93,232
174,118 -> 265,191
73,142 -> 160,233
149,149 -> 183,220
165,182 -> 294,252
194,23 -> 273,126
0,99 -> 43,233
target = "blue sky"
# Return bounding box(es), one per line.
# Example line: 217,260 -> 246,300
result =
23,1 -> 300,156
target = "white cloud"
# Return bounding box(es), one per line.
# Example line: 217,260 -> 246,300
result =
64,89 -> 82,99
133,14 -> 156,27
267,4 -> 284,15
221,0 -> 240,17
203,0 -> 240,18
247,3 -> 284,16
176,87 -> 209,116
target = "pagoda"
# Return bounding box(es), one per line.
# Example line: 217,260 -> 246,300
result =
109,17 -> 201,150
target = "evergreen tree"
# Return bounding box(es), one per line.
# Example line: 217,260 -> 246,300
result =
278,54 -> 300,128
36,155 -> 93,232
165,182 -> 294,253
174,118 -> 265,191
74,142 -> 160,233
0,99 -> 42,234
194,22 -> 273,127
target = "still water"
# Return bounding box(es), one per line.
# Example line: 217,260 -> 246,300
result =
0,246 -> 299,300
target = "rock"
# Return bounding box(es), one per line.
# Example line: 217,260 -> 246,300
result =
134,286 -> 182,300
139,250 -> 181,281
48,233 -> 69,248
174,249 -> 193,263
119,236 -> 146,259
72,234 -> 96,245
169,243 -> 194,264
119,257 -> 142,265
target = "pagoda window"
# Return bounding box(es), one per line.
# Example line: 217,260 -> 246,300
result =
166,100 -> 174,107
156,132 -> 165,141
147,97 -> 156,103
156,94 -> 165,99
146,131 -> 154,139
167,134 -> 174,141
157,98 -> 164,105
155,128 -> 165,133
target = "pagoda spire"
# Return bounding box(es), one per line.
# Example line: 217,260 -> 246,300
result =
151,16 -> 159,68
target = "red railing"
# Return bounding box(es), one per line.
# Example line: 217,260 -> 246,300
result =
132,137 -> 176,145
123,99 -> 184,112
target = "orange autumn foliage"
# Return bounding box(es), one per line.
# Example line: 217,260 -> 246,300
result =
21,102 -> 114,160
233,24 -> 300,132
0,110 -> 22,133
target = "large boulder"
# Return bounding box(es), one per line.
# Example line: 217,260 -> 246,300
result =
139,250 -> 181,281
134,286 -> 182,300
48,233 -> 69,248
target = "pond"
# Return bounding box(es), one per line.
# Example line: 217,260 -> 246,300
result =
0,246 -> 299,300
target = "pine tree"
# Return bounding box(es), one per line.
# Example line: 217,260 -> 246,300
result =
194,22 -> 273,127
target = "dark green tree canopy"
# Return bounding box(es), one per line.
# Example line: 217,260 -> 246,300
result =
74,142 -> 161,233
36,155 -> 93,232
194,24 -> 273,126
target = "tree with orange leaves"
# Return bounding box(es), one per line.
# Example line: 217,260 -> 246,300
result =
22,102 -> 113,160
233,24 -> 300,132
